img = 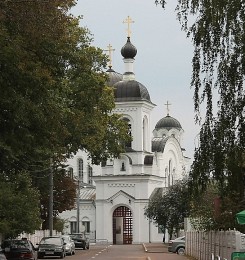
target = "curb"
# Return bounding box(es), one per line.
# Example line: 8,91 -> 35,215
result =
142,243 -> 148,252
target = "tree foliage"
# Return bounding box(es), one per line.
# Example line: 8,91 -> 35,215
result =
0,172 -> 41,238
145,179 -> 190,238
0,0 -> 130,172
31,167 -> 77,230
0,0 -> 131,235
190,181 -> 245,232
155,0 -> 245,219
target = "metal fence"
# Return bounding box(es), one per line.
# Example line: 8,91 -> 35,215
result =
186,230 -> 245,260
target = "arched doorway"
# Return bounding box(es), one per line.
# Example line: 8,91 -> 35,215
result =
112,206 -> 132,244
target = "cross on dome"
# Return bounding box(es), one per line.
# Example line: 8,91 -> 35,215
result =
164,101 -> 171,116
123,16 -> 135,38
104,44 -> 115,68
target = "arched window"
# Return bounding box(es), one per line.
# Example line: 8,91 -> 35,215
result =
121,162 -> 126,171
88,165 -> 93,185
67,167 -> 74,179
168,160 -> 172,187
78,158 -> 83,181
123,118 -> 132,148
143,117 -> 148,151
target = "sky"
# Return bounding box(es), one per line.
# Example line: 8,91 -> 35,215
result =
71,0 -> 201,161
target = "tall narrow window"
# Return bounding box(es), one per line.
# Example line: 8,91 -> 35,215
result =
82,221 -> 90,233
88,165 -> 93,185
168,160 -> 172,187
78,158 -> 83,182
121,162 -> 126,171
123,118 -> 132,148
143,116 -> 148,151
67,167 -> 74,179
70,222 -> 77,234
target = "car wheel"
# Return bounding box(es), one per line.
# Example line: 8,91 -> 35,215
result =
176,247 -> 185,255
60,252 -> 64,259
37,253 -> 43,259
87,244 -> 89,250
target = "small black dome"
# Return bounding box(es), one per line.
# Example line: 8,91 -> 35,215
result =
121,37 -> 137,59
106,67 -> 123,86
114,80 -> 151,102
155,115 -> 182,130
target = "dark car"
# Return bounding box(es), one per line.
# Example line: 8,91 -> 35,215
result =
69,233 -> 89,250
0,248 -> 7,260
36,236 -> 66,259
168,236 -> 185,255
1,238 -> 37,260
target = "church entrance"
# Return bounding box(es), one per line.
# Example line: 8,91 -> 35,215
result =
112,206 -> 132,244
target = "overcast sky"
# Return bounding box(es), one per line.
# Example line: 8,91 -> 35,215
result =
71,0 -> 201,160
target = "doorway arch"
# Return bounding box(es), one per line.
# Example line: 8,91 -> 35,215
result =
112,206 -> 132,244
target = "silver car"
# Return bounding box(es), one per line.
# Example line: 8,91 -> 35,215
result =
61,236 -> 75,256
168,236 -> 185,255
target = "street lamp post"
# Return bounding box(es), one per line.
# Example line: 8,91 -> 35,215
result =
49,159 -> 53,236
76,178 -> 80,233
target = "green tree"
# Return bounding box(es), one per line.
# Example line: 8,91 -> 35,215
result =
155,0 -> 245,223
0,172 -> 41,238
31,168 -> 77,230
145,179 -> 190,238
0,0 -> 130,172
0,0 -> 131,235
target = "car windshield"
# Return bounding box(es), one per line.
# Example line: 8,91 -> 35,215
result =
40,238 -> 62,245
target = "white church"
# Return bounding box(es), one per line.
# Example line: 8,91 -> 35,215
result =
59,17 -> 191,244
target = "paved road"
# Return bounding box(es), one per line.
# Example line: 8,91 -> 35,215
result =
62,243 -> 189,260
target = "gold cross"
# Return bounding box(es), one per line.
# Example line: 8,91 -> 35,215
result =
164,101 -> 171,116
123,16 -> 135,37
104,44 -> 115,68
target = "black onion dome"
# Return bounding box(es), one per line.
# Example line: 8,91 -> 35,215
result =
121,37 -> 137,59
114,80 -> 151,102
106,67 -> 123,86
155,115 -> 182,130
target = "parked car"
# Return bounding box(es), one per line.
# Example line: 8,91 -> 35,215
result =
0,248 -> 7,260
168,236 -> 185,255
61,235 -> 75,256
69,233 -> 89,250
1,238 -> 37,260
36,236 -> 66,259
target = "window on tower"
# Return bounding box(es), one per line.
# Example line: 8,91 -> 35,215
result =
121,162 -> 126,171
78,158 -> 83,181
123,118 -> 132,148
88,165 -> 93,185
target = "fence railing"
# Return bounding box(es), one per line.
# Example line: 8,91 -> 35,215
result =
186,230 -> 244,260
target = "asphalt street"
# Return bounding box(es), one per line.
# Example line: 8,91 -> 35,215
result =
64,243 -> 189,260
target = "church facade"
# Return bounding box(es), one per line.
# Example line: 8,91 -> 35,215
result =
59,20 -> 190,244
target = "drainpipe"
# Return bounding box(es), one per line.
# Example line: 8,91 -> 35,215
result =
149,219 -> 151,243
